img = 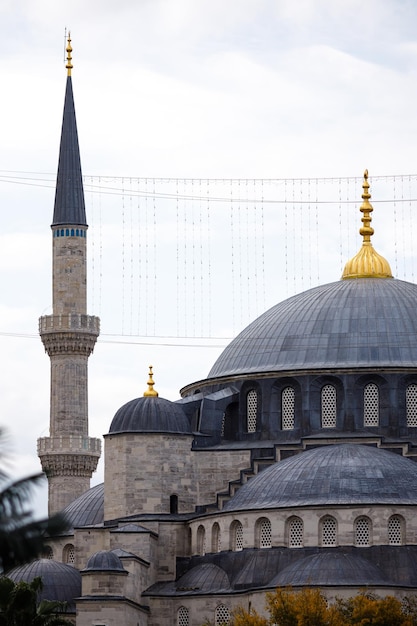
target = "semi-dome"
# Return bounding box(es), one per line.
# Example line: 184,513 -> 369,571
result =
176,563 -> 230,593
109,395 -> 191,434
223,444 -> 417,511
208,278 -> 417,378
7,559 -> 81,611
63,482 -> 104,529
270,551 -> 388,587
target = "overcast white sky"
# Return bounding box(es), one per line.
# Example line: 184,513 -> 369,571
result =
1,0 -> 417,517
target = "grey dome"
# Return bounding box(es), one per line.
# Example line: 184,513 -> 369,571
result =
270,552 -> 388,587
223,444 -> 417,511
83,550 -> 125,572
63,482 -> 104,529
176,563 -> 230,593
109,395 -> 191,434
209,278 -> 417,378
7,559 -> 81,611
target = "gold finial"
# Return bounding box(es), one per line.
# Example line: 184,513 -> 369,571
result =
66,32 -> 73,76
342,170 -> 393,280
143,365 -> 158,397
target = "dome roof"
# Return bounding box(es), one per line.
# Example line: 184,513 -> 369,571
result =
223,444 -> 417,511
7,559 -> 81,611
176,563 -> 230,593
63,482 -> 104,529
83,550 -> 125,572
270,552 -> 388,587
208,278 -> 417,378
109,395 -> 191,434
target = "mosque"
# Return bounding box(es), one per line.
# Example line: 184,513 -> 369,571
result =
7,36 -> 417,626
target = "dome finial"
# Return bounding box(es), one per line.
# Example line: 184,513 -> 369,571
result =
341,170 -> 393,280
66,31 -> 73,77
143,365 -> 158,397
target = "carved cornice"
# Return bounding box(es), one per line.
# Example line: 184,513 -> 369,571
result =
38,453 -> 99,477
39,314 -> 100,356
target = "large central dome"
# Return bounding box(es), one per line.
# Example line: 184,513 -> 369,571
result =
208,277 -> 417,378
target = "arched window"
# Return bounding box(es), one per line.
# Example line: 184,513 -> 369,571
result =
170,494 -> 178,514
288,516 -> 304,548
255,517 -> 272,549
247,390 -> 258,433
321,516 -> 337,547
230,520 -> 243,552
215,605 -> 230,626
197,525 -> 206,556
177,607 -> 189,626
321,385 -> 336,427
407,384 -> 417,426
42,545 -> 54,559
364,383 -> 379,426
388,515 -> 405,545
282,386 -> 295,430
63,543 -> 75,565
212,522 -> 221,553
355,516 -> 371,546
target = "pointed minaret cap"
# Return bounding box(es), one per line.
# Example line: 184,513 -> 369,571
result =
143,365 -> 159,397
342,170 -> 393,280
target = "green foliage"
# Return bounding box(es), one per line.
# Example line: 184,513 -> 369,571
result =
0,576 -> 72,625
0,431 -> 69,572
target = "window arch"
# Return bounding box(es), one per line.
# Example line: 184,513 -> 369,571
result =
282,386 -> 295,430
255,517 -> 271,549
355,516 -> 372,546
321,384 -> 336,427
388,515 -> 405,545
197,525 -> 206,556
42,545 -> 54,559
364,383 -> 379,426
230,520 -> 243,552
320,516 -> 337,547
288,516 -> 304,548
63,543 -> 75,564
212,522 -> 221,553
215,604 -> 230,626
407,384 -> 417,426
177,607 -> 189,626
247,390 -> 258,433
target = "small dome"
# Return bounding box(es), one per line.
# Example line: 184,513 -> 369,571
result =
109,396 -> 191,434
7,559 -> 81,611
270,552 -> 388,587
176,563 -> 230,592
63,482 -> 104,529
83,550 -> 125,572
223,444 -> 417,511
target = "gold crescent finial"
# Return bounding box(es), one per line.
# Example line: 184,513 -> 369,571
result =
341,170 -> 393,280
143,365 -> 158,397
66,32 -> 73,77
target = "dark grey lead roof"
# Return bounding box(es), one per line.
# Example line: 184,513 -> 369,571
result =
63,482 -> 104,529
83,550 -> 126,573
270,552 -> 388,587
208,278 -> 417,378
108,396 -> 192,435
52,76 -> 87,227
7,559 -> 81,611
223,444 -> 417,511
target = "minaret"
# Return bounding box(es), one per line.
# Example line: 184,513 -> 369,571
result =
37,35 -> 101,515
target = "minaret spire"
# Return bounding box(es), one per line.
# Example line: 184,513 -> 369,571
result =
38,37 -> 101,515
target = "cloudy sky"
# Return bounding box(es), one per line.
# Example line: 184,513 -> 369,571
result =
1,0 -> 417,517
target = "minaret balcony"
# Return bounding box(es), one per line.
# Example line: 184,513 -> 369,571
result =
37,434 -> 101,456
39,314 -> 100,335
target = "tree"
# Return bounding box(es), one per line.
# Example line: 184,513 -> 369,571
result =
0,576 -> 72,625
0,431 -> 68,572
